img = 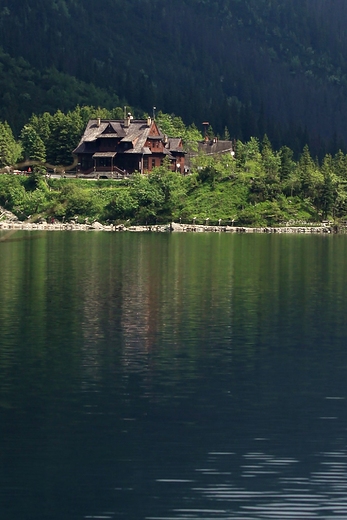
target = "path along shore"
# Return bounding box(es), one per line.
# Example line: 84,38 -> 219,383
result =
0,220 -> 338,233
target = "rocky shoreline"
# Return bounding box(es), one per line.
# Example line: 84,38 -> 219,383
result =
0,219 -> 339,234
169,222 -> 336,233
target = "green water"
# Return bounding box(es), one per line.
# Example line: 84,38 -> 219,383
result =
1,231 -> 347,519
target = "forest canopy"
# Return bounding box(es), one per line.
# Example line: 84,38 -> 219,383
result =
1,1 -> 347,157
2,0 -> 347,226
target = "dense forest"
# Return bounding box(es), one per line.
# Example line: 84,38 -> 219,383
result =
2,1 -> 347,157
2,2 -> 347,227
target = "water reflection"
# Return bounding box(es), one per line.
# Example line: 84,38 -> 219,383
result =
148,447 -> 347,519
1,233 -> 347,520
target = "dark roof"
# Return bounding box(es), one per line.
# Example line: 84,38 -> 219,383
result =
73,119 -> 186,160
198,139 -> 234,155
73,119 -> 159,155
166,138 -> 185,153
92,152 -> 117,158
163,148 -> 175,160
99,133 -> 119,138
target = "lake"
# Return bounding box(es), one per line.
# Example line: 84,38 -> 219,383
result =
1,231 -> 347,519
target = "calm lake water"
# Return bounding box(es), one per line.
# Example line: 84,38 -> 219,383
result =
1,231 -> 347,519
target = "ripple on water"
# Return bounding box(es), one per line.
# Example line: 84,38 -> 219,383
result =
147,448 -> 347,519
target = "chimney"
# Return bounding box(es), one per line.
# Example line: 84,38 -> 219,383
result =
97,118 -> 101,127
147,116 -> 152,127
202,121 -> 209,141
124,112 -> 132,128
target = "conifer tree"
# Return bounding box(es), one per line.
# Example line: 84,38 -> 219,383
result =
333,150 -> 347,180
0,121 -> 21,167
279,146 -> 295,181
299,144 -> 316,198
223,126 -> 231,140
20,125 -> 46,163
261,134 -> 280,182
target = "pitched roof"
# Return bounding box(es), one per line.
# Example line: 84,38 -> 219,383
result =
73,119 -> 159,155
166,138 -> 184,153
198,139 -> 234,155
92,152 -> 117,158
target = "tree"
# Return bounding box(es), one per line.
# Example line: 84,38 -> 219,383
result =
235,137 -> 263,178
106,190 -> 138,220
46,109 -> 83,166
20,125 -> 46,163
279,145 -> 295,181
0,121 -> 21,168
333,150 -> 347,180
156,112 -> 202,149
29,112 -> 53,144
130,173 -> 165,222
319,155 -> 337,219
298,144 -> 321,199
261,134 -> 280,182
149,161 -> 187,217
61,184 -> 95,219
223,126 -> 231,140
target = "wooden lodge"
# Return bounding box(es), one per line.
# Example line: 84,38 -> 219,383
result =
73,115 -> 186,178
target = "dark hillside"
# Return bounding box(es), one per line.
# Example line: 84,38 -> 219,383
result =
2,0 -> 347,156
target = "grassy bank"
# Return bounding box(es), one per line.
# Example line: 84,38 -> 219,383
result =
1,138 -> 347,227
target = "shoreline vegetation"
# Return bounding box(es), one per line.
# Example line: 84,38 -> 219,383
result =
3,108 -> 347,230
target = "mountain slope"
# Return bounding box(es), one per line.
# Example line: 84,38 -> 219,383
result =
2,0 -> 347,156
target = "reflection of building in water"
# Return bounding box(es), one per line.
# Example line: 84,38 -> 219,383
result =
120,235 -> 237,378
77,235 -> 162,380
120,238 -> 160,373
77,234 -> 237,380
78,237 -> 124,388
80,287 -> 103,390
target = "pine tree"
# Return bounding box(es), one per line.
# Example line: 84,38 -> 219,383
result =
261,134 -> 280,182
46,109 -> 83,166
333,150 -> 347,180
20,125 -> 46,163
299,144 -> 316,198
279,146 -> 295,181
320,156 -> 336,219
0,121 -> 21,167
223,126 -> 231,140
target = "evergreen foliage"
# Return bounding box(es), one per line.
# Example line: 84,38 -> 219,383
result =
20,125 -> 46,163
2,106 -> 347,226
0,121 -> 22,167
2,1 -> 347,156
155,112 -> 203,150
2,122 -> 347,226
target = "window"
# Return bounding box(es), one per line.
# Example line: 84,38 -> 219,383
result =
152,159 -> 156,168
